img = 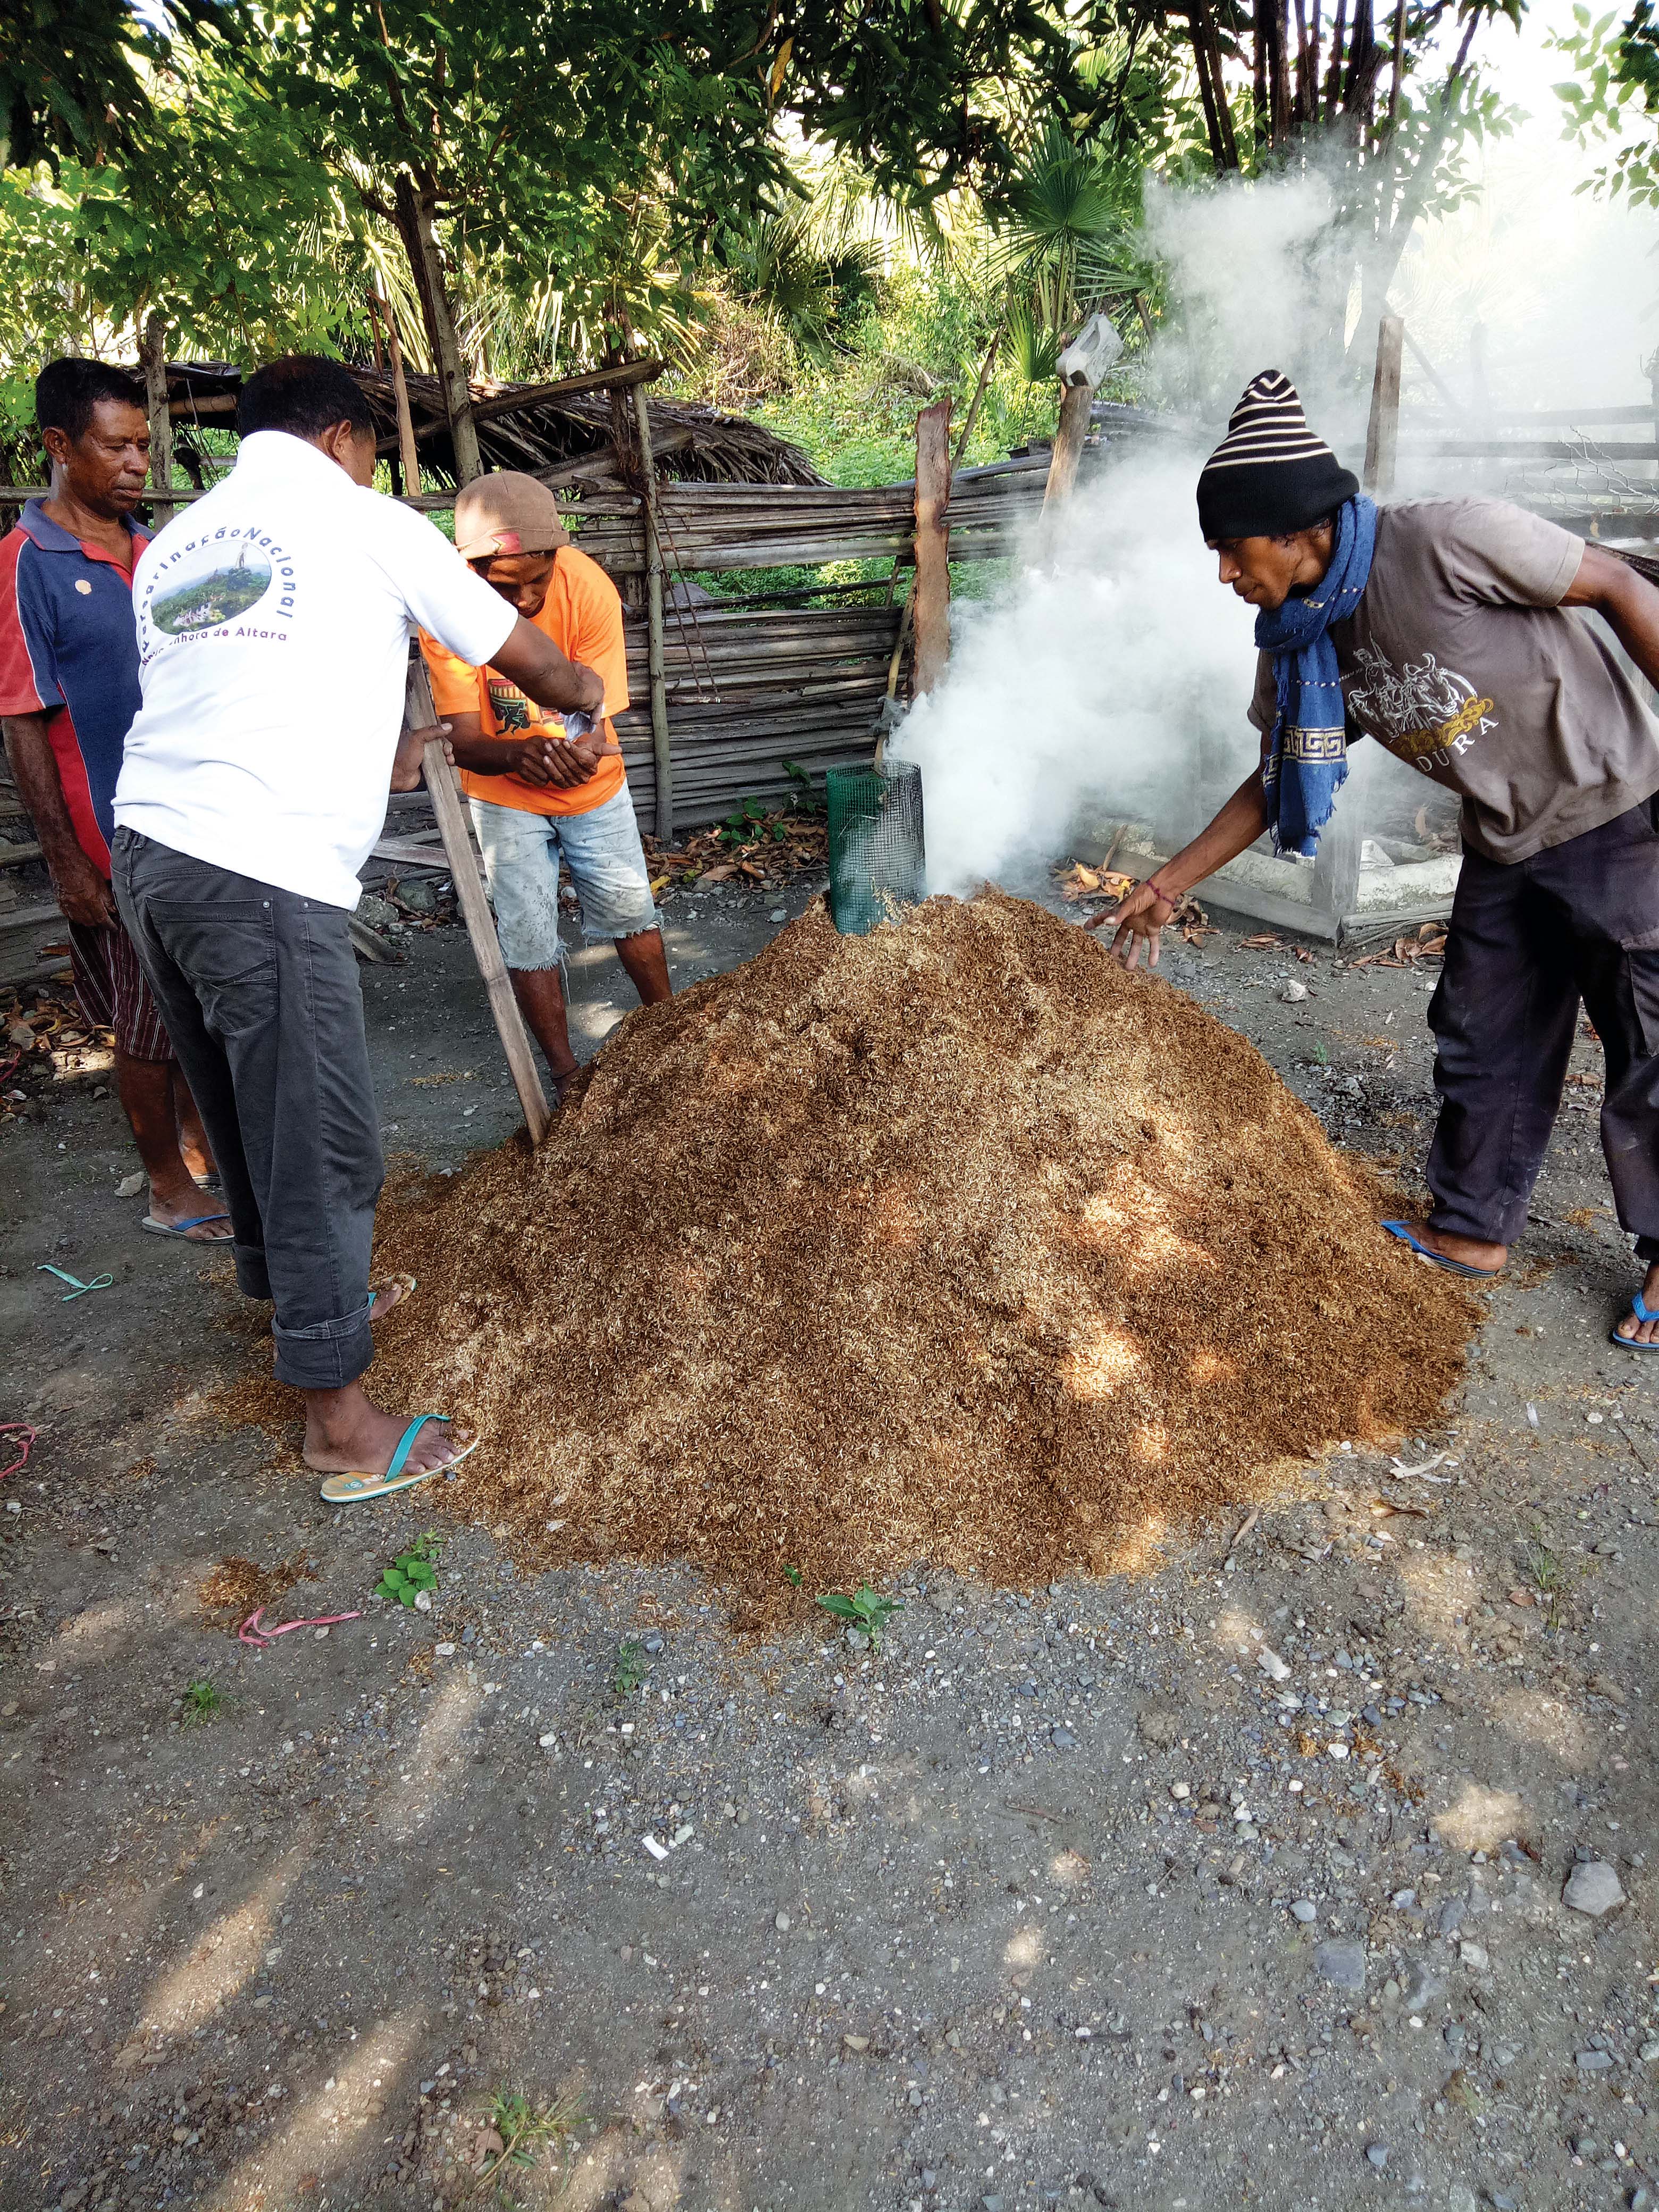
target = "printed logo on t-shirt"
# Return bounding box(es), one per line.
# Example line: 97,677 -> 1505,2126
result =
1345,643 -> 1497,774
485,676 -> 565,736
139,524 -> 295,659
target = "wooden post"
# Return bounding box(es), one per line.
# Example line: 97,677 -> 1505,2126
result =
1363,314 -> 1404,493
912,397 -> 952,698
404,656 -> 550,1143
393,174 -> 481,486
1042,378 -> 1094,520
951,319 -> 1004,467
631,382 -> 673,843
138,311 -> 176,529
372,290 -> 423,497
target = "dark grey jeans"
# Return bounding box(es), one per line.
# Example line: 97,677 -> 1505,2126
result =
112,827 -> 382,1388
1427,795 -> 1659,1263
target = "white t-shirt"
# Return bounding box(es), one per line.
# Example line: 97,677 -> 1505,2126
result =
113,431 -> 516,909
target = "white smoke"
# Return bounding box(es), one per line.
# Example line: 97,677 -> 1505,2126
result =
897,444 -> 1255,896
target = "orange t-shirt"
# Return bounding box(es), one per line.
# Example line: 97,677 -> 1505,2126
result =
421,543 -> 630,818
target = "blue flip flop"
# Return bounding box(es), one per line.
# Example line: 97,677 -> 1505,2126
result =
1381,1220 -> 1503,1278
140,1211 -> 232,1239
1611,1292 -> 1659,1353
317,1414 -> 478,1504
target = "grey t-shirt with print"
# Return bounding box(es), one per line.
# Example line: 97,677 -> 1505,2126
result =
1248,495 -> 1659,864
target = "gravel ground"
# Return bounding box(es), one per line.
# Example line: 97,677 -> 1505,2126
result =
2,877 -> 1656,2212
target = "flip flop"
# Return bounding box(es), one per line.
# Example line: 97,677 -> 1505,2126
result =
317,1414 -> 477,1504
1381,1220 -> 1503,1278
140,1211 -> 232,1240
1610,1292 -> 1659,1353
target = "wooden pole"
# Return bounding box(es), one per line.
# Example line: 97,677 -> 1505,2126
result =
393,174 -> 482,487
138,311 -> 176,530
372,290 -> 423,497
912,397 -> 952,698
403,655 -> 551,1143
951,319 -> 1004,468
1042,377 -> 1095,522
631,381 -> 674,843
1363,312 -> 1404,493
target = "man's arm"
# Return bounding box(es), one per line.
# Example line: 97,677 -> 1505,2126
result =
1562,546 -> 1659,692
492,617 -> 605,722
2,711 -> 115,925
1090,759 -> 1272,970
438,708 -> 594,791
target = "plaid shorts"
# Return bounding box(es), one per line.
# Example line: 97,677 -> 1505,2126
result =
68,916 -> 175,1063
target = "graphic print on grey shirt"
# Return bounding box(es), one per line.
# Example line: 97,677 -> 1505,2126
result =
1249,494 -> 1659,864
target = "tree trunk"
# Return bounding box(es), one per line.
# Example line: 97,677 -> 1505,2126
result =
392,173 -> 482,487
138,311 -> 176,530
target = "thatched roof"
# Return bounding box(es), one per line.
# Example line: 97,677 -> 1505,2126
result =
158,359 -> 824,493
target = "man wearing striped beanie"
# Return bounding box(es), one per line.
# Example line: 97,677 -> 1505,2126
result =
1099,368 -> 1659,1354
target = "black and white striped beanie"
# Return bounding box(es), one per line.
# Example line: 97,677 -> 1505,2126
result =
1196,369 -> 1359,540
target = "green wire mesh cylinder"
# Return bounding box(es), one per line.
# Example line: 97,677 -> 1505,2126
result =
826,761 -> 926,935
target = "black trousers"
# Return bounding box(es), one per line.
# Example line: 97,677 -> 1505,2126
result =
112,827 -> 383,1388
1426,796 -> 1659,1264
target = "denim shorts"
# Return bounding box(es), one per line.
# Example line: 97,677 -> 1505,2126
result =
469,786 -> 659,968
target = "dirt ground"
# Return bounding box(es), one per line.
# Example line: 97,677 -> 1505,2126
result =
3,869 -> 1657,2212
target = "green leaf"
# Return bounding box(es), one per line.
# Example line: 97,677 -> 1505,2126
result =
815,1592 -> 862,1620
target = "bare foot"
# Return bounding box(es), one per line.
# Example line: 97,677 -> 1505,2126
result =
1613,1259 -> 1659,1346
368,1274 -> 417,1324
1402,1225 -> 1506,1275
146,1178 -> 234,1241
301,1383 -> 472,1477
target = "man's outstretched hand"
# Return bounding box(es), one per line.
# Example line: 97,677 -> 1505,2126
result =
1086,879 -> 1176,970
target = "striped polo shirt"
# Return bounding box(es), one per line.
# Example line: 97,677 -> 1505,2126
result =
0,499 -> 149,873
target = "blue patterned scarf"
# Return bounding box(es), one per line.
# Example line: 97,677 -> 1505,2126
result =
1255,495 -> 1377,857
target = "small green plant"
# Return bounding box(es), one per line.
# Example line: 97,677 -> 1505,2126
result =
784,1563 -> 803,1588
1528,1523 -> 1559,1594
1311,1041 -> 1330,1067
781,759 -> 825,813
717,795 -> 772,846
614,1638 -> 650,1697
1528,1522 -> 1570,1630
479,2086 -> 590,2180
181,1678 -> 223,1725
378,1530 -> 441,1608
816,1583 -> 903,1648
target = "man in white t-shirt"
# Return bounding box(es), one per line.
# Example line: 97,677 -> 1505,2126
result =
111,356 -> 604,1504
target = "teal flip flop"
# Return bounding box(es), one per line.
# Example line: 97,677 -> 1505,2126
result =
1381,1220 -> 1503,1278
1611,1292 -> 1659,1353
318,1414 -> 477,1504
140,1211 -> 232,1239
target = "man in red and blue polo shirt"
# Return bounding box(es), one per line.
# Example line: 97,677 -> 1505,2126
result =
0,358 -> 228,1241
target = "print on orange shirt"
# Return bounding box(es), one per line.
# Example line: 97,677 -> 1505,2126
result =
422,541 -> 630,820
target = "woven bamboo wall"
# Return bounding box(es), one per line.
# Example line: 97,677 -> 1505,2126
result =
585,453 -> 1060,827
614,602 -> 904,825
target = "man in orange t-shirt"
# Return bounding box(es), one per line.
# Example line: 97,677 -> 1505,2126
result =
423,473 -> 670,1101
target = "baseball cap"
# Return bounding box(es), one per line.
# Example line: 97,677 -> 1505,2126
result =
453,471 -> 571,560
